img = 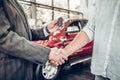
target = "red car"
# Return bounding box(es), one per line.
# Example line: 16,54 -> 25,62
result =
35,18 -> 93,80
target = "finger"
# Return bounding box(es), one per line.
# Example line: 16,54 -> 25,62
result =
57,60 -> 62,66
56,27 -> 61,30
52,19 -> 58,25
54,61 -> 59,67
50,60 -> 59,67
57,55 -> 65,65
50,55 -> 62,66
52,55 -> 62,66
62,54 -> 68,61
50,60 -> 55,64
59,49 -> 68,60
59,58 -> 65,64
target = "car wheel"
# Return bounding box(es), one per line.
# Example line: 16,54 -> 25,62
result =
36,61 -> 60,80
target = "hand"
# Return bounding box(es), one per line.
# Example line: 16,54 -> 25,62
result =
47,17 -> 63,33
49,48 -> 68,66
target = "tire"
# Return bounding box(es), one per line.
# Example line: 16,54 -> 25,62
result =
36,61 -> 60,80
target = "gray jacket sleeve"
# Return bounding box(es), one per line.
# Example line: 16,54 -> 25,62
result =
0,7 -> 50,64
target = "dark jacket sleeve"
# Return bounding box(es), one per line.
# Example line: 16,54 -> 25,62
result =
31,27 -> 49,40
0,7 -> 50,64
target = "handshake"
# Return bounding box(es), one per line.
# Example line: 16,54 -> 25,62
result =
49,47 -> 69,67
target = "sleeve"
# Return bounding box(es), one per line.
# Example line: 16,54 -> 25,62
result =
0,7 -> 50,64
82,12 -> 96,42
31,23 -> 50,40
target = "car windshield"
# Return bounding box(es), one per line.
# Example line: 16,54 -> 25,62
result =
69,21 -> 82,30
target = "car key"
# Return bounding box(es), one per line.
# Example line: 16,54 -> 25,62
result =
58,17 -> 63,27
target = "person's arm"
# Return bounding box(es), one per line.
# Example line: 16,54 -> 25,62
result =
0,6 -> 51,65
31,18 -> 61,40
64,15 -> 95,57
64,31 -> 90,56
50,14 -> 96,66
0,7 -> 67,65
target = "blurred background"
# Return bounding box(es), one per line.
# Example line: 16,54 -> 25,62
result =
18,0 -> 95,29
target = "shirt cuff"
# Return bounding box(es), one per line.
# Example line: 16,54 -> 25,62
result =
43,26 -> 50,37
82,27 -> 94,42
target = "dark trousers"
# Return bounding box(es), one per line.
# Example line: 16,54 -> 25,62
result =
95,75 -> 110,80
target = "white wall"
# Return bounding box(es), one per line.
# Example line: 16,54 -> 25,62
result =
80,0 -> 96,19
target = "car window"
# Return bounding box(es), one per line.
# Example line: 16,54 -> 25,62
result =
67,26 -> 79,33
66,21 -> 81,33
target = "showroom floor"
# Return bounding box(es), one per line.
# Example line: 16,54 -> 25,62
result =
55,62 -> 95,80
